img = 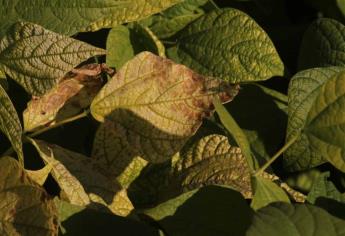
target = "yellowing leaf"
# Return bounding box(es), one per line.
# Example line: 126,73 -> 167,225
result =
0,157 -> 58,236
26,164 -> 53,186
30,139 -> 134,217
91,51 -> 239,163
0,22 -> 105,95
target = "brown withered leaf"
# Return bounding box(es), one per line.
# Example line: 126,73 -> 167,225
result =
91,51 -> 240,163
23,64 -> 112,132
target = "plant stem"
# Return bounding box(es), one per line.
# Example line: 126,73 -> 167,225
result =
255,134 -> 299,176
209,0 -> 220,10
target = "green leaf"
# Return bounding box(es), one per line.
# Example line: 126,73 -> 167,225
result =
299,18 -> 345,70
0,0 -> 182,38
26,163 -> 53,186
246,202 -> 345,236
285,67 -> 344,171
0,85 -> 23,163
251,175 -> 290,210
0,22 -> 105,95
30,139 -> 134,216
106,24 -> 165,70
91,51 -> 239,163
55,199 -> 158,236
175,8 -> 285,82
0,70 -> 8,90
143,185 -> 253,236
0,157 -> 58,236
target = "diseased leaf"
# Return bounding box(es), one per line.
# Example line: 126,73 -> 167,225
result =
0,157 -> 58,236
251,175 -> 290,210
143,186 -> 253,236
299,18 -> 345,70
91,51 -> 239,163
175,8 -> 285,82
0,22 -> 106,95
23,64 -> 108,132
30,139 -> 134,216
246,202 -> 345,236
285,67 -> 344,171
0,85 -> 23,164
26,164 -> 53,186
0,0 -> 182,38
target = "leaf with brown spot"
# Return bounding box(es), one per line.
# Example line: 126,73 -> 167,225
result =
0,157 -> 58,236
91,51 -> 239,163
29,139 -> 134,217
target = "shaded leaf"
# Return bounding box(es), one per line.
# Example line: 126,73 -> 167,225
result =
26,164 -> 53,186
285,67 -> 344,171
0,22 -> 105,95
175,8 -> 285,82
30,139 -> 134,216
91,51 -> 239,163
0,157 -> 58,236
246,202 -> 345,236
299,18 -> 345,70
0,0 -> 182,37
0,85 -> 23,163
0,70 -> 8,90
143,185 -> 253,236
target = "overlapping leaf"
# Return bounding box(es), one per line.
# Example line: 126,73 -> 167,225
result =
91,51 -> 240,163
174,8 -> 285,82
30,139 -> 134,216
0,0 -> 182,37
0,22 -> 105,95
0,157 -> 58,236
285,67 -> 344,171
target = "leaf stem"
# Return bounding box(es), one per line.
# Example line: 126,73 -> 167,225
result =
209,0 -> 220,10
255,134 -> 299,176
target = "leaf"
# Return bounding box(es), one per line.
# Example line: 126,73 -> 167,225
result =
55,199 -> 159,236
251,175 -> 290,210
0,22 -> 106,95
246,202 -> 345,236
91,51 -> 239,163
0,157 -> 58,236
26,164 -> 53,186
30,139 -> 134,216
0,0 -> 182,38
175,8 -> 285,83
106,24 -> 165,70
0,85 -> 23,164
0,70 -> 8,90
23,64 -> 106,132
142,186 -> 253,236
299,18 -> 345,70
285,67 -> 344,171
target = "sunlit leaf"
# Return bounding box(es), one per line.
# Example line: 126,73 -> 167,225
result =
26,164 -> 53,186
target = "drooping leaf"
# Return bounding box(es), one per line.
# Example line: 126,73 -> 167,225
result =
0,22 -> 106,95
251,175 -> 290,210
0,157 -> 58,236
0,85 -> 23,163
106,24 -> 165,69
30,139 -> 134,216
299,18 -> 345,70
23,64 -> 107,132
142,186 -> 253,236
0,0 -> 182,38
246,202 -> 345,236
285,67 -> 344,171
55,199 -> 159,236
91,51 -> 239,163
174,8 -> 285,82
26,164 -> 53,186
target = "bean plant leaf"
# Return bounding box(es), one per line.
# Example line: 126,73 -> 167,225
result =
23,64 -> 105,132
0,157 -> 58,236
251,175 -> 290,210
299,18 -> 345,70
175,8 -> 285,83
0,70 -> 8,90
91,51 -> 240,163
26,164 -> 53,186
0,0 -> 182,38
246,202 -> 345,236
0,85 -> 23,163
0,22 -> 106,95
30,139 -> 134,216
285,67 -> 344,171
142,185 -> 253,236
